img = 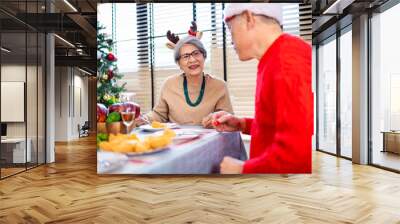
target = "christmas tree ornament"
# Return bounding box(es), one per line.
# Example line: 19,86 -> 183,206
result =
97,23 -> 126,107
106,53 -> 116,61
103,94 -> 111,101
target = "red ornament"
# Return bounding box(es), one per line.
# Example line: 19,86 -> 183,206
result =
107,70 -> 114,79
106,53 -> 117,61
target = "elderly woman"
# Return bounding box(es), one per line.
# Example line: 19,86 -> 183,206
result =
138,24 -> 233,127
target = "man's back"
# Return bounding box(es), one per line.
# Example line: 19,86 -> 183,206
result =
243,34 -> 313,173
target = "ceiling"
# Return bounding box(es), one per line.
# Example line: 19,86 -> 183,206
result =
0,0 -> 100,74
312,0 -> 390,44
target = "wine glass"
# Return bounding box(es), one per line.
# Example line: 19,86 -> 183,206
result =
121,108 -> 135,133
120,93 -> 136,134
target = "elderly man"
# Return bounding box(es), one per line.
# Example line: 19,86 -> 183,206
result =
212,3 -> 313,174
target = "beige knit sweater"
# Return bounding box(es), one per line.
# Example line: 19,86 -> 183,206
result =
146,73 -> 233,125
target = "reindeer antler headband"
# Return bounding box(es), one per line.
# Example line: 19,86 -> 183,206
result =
166,21 -> 203,49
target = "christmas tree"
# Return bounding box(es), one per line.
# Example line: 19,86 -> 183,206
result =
97,23 -> 126,107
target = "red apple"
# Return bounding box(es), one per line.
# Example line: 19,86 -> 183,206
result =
109,102 -> 141,119
123,102 -> 141,118
108,103 -> 124,114
97,103 -> 108,122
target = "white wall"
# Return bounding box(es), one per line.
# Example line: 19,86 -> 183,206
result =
1,65 -> 38,138
54,67 -> 89,141
1,63 -> 46,164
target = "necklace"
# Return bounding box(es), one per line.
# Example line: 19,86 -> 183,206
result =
183,74 -> 206,107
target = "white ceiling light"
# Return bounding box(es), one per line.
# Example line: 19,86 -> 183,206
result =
63,0 -> 78,12
54,34 -> 75,48
322,0 -> 355,15
1,47 -> 11,53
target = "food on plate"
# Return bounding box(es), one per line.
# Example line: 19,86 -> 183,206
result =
151,121 -> 166,128
145,135 -> 171,149
96,133 -> 109,146
163,128 -> 176,138
135,141 -> 151,152
98,129 -> 175,153
108,133 -> 138,142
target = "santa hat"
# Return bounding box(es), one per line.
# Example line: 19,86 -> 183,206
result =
224,3 -> 283,25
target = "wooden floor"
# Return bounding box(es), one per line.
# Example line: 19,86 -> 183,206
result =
373,150 -> 400,171
0,136 -> 400,223
1,167 -> 26,178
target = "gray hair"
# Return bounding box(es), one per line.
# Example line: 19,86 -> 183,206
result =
174,36 -> 207,63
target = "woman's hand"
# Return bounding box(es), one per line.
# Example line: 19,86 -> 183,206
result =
134,115 -> 150,127
202,113 -> 214,129
211,111 -> 245,132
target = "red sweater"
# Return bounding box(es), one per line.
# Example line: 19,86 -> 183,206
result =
242,34 -> 313,174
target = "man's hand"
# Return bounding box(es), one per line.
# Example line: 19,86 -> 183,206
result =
211,111 -> 245,132
220,156 -> 244,174
201,113 -> 214,129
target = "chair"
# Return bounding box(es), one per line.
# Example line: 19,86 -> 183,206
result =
78,121 -> 90,138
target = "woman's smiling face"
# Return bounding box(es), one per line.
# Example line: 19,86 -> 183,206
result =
178,44 -> 205,77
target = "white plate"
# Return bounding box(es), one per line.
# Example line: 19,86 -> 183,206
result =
139,123 -> 179,132
173,134 -> 199,141
125,147 -> 170,156
171,129 -> 202,141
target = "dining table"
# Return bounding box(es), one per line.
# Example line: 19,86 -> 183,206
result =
97,125 -> 248,174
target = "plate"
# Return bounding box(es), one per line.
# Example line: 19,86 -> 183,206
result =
171,129 -> 202,141
139,123 -> 179,132
173,134 -> 199,141
125,147 -> 170,156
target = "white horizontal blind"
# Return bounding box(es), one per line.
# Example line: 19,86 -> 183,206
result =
114,4 -> 137,73
152,3 -> 193,104
283,3 -> 300,36
196,3 -> 224,82
98,3 -> 152,113
99,3 -> 308,118
300,3 -> 312,43
97,4 -> 112,36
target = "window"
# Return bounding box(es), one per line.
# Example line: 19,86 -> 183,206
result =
98,3 -> 152,113
340,27 -> 352,158
98,3 -> 306,118
371,2 -> 400,171
0,1 -> 46,179
317,36 -> 337,154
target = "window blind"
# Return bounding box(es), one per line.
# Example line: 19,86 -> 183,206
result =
152,3 -> 193,104
97,3 -> 152,113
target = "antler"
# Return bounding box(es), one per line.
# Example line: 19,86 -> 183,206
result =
166,30 -> 179,44
190,21 -> 197,33
166,22 -> 202,50
188,21 -> 202,39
